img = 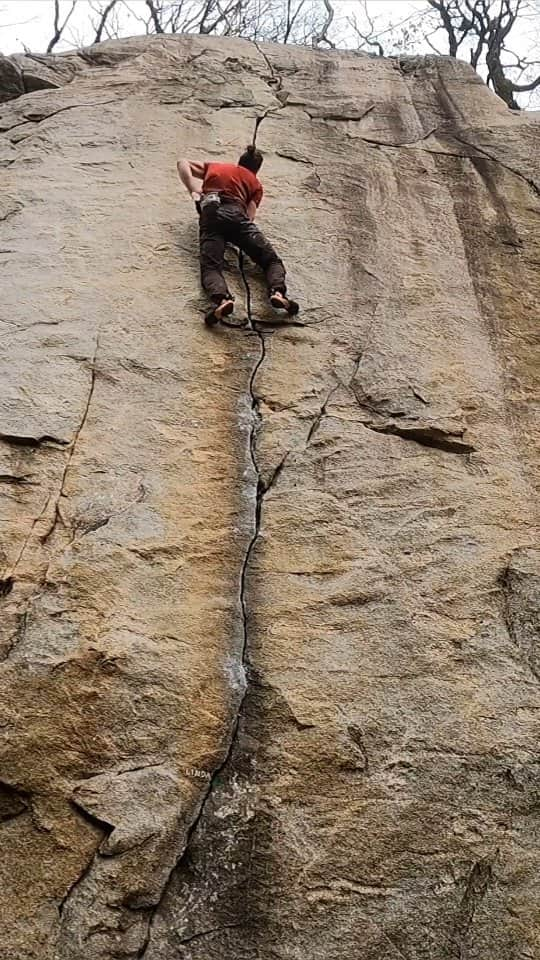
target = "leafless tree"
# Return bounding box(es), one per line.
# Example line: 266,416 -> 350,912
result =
145,0 -> 165,32
9,0 -> 540,109
347,3 -> 439,59
46,0 -> 78,52
348,0 -> 384,56
312,0 -> 335,47
89,0 -> 121,42
426,0 -> 540,109
198,1 -> 245,35
122,0 -> 245,36
123,0 -> 327,43
283,0 -> 307,42
344,0 -> 539,109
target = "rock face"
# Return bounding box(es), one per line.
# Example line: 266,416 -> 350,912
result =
1,34 -> 539,960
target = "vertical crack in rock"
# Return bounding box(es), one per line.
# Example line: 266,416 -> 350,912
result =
252,41 -> 274,81
1,608 -> 28,662
136,780 -> 230,957
2,333 -> 100,587
3,491 -> 53,585
252,40 -> 282,92
138,262 -> 267,960
57,808 -> 112,921
2,333 -> 101,665
41,331 -> 101,544
253,104 -> 283,145
57,848 -> 103,918
251,41 -> 290,143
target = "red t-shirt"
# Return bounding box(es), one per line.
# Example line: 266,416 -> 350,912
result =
202,162 -> 263,210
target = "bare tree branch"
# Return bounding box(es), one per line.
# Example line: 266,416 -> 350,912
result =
312,0 -> 335,47
425,0 -> 537,108
145,0 -> 165,33
511,71 -> 540,89
91,0 -> 121,42
423,28 -> 445,55
121,1 -> 152,35
198,0 -> 216,33
47,0 -> 78,53
283,0 -> 307,43
349,1 -> 385,55
428,0 -> 460,55
200,0 -> 243,35
6,0 -> 540,109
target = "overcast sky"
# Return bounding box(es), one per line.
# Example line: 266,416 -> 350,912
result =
1,0 -> 538,106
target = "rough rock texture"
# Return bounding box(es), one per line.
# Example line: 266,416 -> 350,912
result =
1,34 -> 539,960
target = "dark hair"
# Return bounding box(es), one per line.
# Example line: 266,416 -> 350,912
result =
238,144 -> 263,173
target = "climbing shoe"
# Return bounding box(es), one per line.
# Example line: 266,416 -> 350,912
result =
270,291 -> 299,316
204,298 -> 234,327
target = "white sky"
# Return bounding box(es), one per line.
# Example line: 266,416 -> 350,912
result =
0,1 -> 426,52
1,0 -> 538,106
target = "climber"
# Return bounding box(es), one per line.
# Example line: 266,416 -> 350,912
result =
177,145 -> 299,326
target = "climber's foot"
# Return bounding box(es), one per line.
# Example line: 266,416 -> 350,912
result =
205,298 -> 234,327
269,291 -> 299,316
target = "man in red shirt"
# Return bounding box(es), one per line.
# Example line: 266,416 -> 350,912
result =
177,145 -> 298,325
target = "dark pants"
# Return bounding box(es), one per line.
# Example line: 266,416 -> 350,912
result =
199,200 -> 287,304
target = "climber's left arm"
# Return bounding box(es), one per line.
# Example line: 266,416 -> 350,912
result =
188,160 -> 206,180
177,159 -> 205,199
246,182 -> 263,222
247,182 -> 263,221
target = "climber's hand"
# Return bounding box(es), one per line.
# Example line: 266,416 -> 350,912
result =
191,190 -> 201,203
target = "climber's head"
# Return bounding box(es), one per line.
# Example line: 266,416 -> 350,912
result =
238,144 -> 263,174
